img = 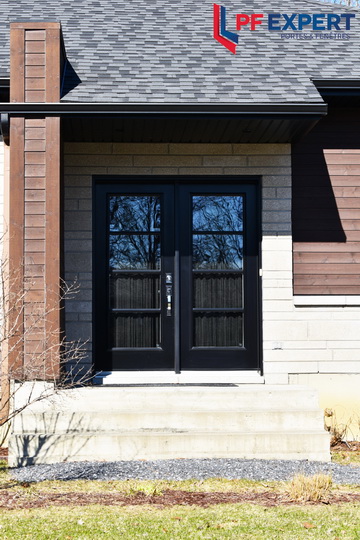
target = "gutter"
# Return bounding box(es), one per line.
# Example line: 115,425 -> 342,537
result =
0,102 -> 328,116
313,80 -> 360,89
313,80 -> 360,97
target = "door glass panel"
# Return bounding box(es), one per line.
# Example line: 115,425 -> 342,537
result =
193,195 -> 243,232
192,234 -> 243,270
112,314 -> 160,348
108,194 -> 162,351
109,234 -> 161,270
193,273 -> 243,309
191,193 -> 245,350
102,188 -> 254,364
194,313 -> 243,347
110,274 -> 160,309
109,195 -> 161,232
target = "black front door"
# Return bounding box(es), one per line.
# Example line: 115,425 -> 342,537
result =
94,178 -> 260,371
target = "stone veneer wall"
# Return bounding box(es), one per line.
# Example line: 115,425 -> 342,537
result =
63,143 -> 360,390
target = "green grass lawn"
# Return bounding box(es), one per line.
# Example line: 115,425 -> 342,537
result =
0,477 -> 358,539
0,502 -> 359,539
0,462 -> 358,539
332,449 -> 360,466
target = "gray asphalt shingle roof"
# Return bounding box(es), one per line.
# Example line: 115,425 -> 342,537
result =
0,0 -> 359,103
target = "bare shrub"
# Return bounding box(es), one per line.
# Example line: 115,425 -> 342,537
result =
324,408 -> 355,447
0,245 -> 90,438
287,473 -> 333,503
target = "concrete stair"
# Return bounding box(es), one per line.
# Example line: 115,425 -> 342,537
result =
9,385 -> 330,466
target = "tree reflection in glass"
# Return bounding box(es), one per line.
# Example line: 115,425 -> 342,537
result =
193,234 -> 243,270
109,195 -> 161,232
109,235 -> 160,270
192,195 -> 244,270
193,195 -> 243,232
108,195 -> 161,270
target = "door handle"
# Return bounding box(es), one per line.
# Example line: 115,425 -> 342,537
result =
166,273 -> 172,316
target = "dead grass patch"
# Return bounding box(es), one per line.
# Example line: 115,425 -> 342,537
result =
332,441 -> 360,466
286,473 -> 333,503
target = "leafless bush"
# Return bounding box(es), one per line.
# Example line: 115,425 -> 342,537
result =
324,408 -> 356,446
0,245 -> 90,435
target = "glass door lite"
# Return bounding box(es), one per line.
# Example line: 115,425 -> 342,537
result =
94,178 -> 260,371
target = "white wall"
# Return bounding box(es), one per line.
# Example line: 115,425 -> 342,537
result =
262,234 -> 360,385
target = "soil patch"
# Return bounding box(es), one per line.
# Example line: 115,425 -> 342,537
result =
332,441 -> 360,452
0,490 -> 359,510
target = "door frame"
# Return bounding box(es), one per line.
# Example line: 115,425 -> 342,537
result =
92,175 -> 262,373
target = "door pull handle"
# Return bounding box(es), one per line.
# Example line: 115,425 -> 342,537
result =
167,294 -> 172,316
166,274 -> 172,316
166,286 -> 172,316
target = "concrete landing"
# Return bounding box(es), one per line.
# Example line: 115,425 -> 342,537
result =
9,385 -> 330,466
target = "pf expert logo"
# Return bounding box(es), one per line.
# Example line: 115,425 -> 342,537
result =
213,4 -> 356,53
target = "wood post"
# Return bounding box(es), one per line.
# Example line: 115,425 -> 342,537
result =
8,23 -> 63,379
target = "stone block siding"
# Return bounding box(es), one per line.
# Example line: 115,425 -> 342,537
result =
63,142 -> 360,382
263,232 -> 360,383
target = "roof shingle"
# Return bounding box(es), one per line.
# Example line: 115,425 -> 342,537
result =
1,0 -> 359,103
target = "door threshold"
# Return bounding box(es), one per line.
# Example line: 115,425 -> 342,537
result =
93,371 -> 264,385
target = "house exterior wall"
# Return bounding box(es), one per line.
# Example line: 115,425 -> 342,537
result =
0,140 -> 4,237
63,142 -> 291,376
291,106 -> 360,437
63,142 -> 360,399
293,107 -> 360,295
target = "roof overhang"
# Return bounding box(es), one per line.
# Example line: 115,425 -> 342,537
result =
0,102 -> 327,144
313,79 -> 360,106
313,79 -> 360,91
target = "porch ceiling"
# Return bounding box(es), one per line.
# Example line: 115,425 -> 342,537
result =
62,115 -> 321,144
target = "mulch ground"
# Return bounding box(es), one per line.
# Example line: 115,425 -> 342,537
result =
332,441 -> 360,452
0,489 -> 359,510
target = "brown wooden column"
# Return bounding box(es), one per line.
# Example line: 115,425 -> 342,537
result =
9,23 -> 62,378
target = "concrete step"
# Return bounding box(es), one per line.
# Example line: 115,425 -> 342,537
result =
9,384 -> 331,466
9,430 -> 331,466
13,409 -> 325,434
14,384 -> 323,413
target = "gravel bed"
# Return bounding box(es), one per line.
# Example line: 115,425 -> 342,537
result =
10,459 -> 360,485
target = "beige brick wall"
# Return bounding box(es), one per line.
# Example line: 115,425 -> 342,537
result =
63,142 -> 360,384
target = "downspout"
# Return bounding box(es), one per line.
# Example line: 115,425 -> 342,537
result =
0,114 -> 9,146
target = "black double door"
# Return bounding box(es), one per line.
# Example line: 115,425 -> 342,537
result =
94,179 -> 260,371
